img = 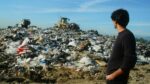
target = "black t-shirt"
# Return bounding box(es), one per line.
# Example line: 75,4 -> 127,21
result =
106,29 -> 137,75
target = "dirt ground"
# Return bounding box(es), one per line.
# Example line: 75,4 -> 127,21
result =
0,64 -> 149,84
56,64 -> 150,84
31,64 -> 150,84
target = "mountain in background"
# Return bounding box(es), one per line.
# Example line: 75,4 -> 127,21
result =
135,35 -> 150,41
143,36 -> 150,41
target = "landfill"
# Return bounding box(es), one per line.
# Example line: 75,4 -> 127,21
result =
0,19 -> 150,84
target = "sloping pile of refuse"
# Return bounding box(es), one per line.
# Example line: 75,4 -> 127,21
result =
0,26 -> 150,83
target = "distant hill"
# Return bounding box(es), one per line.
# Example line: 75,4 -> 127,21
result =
143,36 -> 150,41
135,35 -> 150,41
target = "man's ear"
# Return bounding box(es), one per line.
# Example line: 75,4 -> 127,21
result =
114,20 -> 117,25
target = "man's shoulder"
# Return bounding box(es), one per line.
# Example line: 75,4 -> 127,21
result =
120,29 -> 136,43
122,29 -> 134,37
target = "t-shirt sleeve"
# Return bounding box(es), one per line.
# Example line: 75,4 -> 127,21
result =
120,34 -> 137,72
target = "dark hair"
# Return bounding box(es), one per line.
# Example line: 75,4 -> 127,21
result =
111,9 -> 129,28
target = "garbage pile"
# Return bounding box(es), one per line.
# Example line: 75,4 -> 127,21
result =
0,25 -> 150,83
136,41 -> 150,64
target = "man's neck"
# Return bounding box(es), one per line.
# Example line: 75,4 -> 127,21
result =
117,25 -> 125,33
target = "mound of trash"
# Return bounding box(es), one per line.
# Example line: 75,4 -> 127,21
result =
0,26 -> 150,83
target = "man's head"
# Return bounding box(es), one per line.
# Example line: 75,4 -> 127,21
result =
111,9 -> 129,28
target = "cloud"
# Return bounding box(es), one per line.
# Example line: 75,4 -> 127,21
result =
130,22 -> 150,26
12,0 -> 112,13
79,0 -> 111,10
36,8 -> 112,13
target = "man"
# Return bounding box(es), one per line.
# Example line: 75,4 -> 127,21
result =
106,9 -> 137,84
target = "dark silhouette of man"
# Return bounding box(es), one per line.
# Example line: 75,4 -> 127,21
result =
106,9 -> 137,84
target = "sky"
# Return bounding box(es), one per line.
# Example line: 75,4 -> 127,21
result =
0,0 -> 150,37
